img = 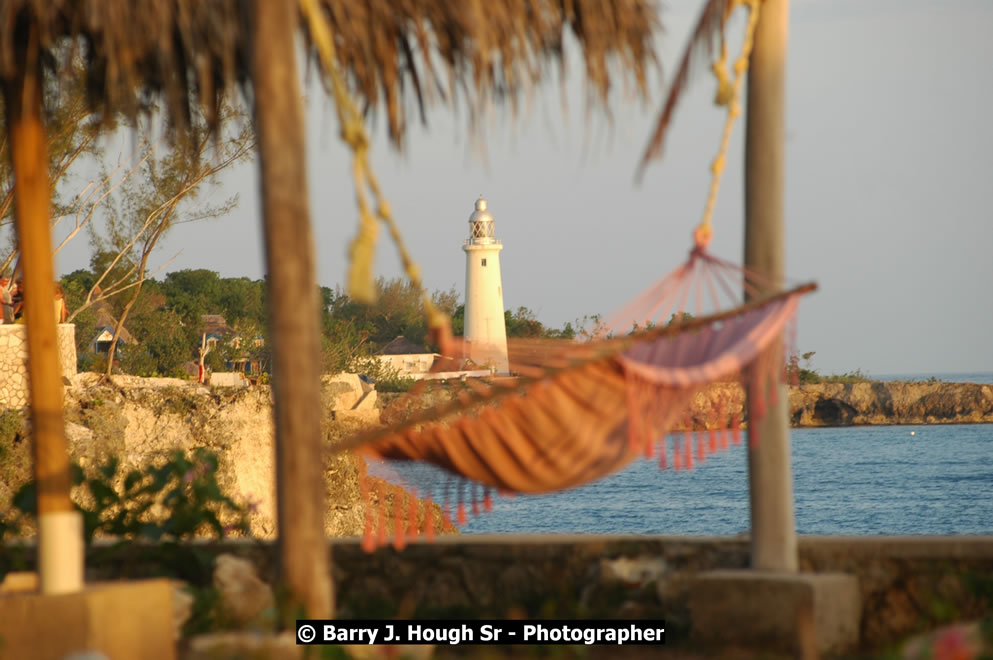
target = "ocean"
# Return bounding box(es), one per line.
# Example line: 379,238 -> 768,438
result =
385,422 -> 993,536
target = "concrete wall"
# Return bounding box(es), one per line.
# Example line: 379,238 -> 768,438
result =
0,324 -> 76,410
209,372 -> 249,388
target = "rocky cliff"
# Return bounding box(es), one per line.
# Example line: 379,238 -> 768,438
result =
789,381 -> 993,426
63,373 -> 386,539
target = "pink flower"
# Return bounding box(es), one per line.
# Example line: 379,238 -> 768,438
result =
931,626 -> 977,660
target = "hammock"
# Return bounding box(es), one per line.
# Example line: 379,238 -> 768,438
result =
336,0 -> 811,552
344,245 -> 815,551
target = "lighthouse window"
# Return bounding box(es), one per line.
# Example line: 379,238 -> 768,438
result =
481,258 -> 487,267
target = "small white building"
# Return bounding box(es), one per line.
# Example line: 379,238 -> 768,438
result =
376,336 -> 438,376
462,196 -> 510,374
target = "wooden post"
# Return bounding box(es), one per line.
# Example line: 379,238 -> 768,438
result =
743,0 -> 797,572
250,0 -> 334,617
3,31 -> 83,592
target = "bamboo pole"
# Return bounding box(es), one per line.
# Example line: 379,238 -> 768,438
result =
3,31 -> 83,593
743,0 -> 798,572
250,0 -> 334,618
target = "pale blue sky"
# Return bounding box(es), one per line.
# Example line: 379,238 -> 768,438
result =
54,0 -> 993,376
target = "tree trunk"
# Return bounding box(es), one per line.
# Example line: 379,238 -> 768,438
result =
3,29 -> 83,593
743,0 -> 797,572
250,0 -> 334,618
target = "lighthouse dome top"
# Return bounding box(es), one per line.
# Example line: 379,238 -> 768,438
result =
468,195 -> 493,224
466,195 -> 499,244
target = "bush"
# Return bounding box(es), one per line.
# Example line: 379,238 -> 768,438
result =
0,448 -> 248,544
0,410 -> 31,514
819,369 -> 871,384
345,356 -> 416,392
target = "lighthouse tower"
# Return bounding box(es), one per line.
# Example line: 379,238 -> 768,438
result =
463,196 -> 510,374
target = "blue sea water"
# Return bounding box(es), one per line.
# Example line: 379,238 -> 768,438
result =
384,423 -> 993,536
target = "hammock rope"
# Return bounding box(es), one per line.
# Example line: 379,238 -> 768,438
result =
698,0 -> 761,243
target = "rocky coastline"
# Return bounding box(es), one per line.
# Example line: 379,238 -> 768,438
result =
788,381 -> 993,426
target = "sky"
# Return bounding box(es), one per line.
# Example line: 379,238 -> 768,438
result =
53,0 -> 993,377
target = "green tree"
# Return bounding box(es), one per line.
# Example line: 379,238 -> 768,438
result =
505,306 -> 546,338
90,107 -> 255,377
546,321 -> 577,340
119,307 -> 197,377
60,271 -> 99,369
451,304 -> 465,337
327,277 -> 457,349
160,269 -> 226,325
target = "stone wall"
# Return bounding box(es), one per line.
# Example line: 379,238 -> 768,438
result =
5,536 -> 988,652
0,324 -> 76,410
330,536 -> 993,650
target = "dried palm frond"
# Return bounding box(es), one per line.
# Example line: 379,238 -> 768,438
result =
0,0 -> 660,145
638,0 -> 729,175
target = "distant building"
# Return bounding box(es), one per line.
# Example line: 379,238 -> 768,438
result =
200,314 -> 237,349
199,314 -> 266,377
88,306 -> 137,356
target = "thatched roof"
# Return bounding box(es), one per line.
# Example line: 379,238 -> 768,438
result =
200,314 -> 237,339
0,0 -> 661,144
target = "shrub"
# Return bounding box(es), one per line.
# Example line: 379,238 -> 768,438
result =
0,448 -> 248,543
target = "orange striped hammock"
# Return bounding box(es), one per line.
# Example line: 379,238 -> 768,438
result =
341,248 -> 816,550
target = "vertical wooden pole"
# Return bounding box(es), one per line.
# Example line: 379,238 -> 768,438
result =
4,31 -> 83,592
250,0 -> 334,617
743,0 -> 797,572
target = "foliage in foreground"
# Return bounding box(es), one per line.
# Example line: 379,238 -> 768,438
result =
0,448 -> 248,544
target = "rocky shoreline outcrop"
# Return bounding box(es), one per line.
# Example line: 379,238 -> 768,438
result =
789,381 -> 993,426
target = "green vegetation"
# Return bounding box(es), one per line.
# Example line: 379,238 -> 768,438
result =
788,351 -> 873,384
0,410 -> 30,520
817,369 -> 872,384
58,271 -> 585,381
0,449 -> 248,544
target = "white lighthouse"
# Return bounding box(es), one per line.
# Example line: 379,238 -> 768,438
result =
463,196 -> 510,374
